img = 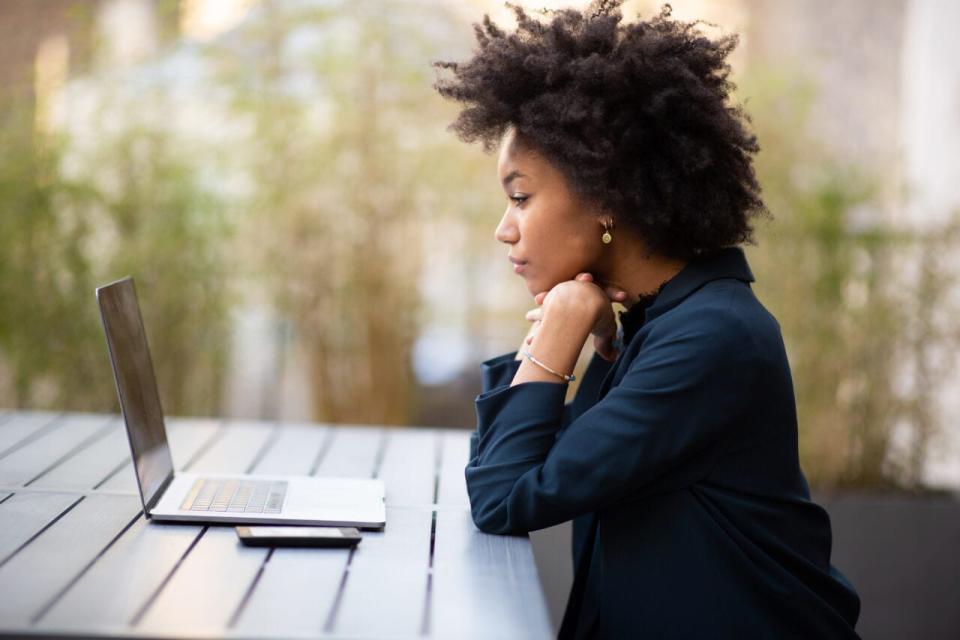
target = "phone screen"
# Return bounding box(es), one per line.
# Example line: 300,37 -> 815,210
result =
244,526 -> 349,538
236,526 -> 362,548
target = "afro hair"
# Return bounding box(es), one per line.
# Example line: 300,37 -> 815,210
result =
433,0 -> 768,260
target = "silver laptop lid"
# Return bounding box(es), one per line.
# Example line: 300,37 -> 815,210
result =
96,277 -> 175,514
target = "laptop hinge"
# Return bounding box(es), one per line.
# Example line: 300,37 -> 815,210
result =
143,471 -> 176,518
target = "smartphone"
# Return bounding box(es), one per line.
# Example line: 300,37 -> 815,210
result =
236,526 -> 362,548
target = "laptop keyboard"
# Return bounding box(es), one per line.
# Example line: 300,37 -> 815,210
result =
180,478 -> 288,514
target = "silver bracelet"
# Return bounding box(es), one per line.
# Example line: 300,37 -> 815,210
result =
521,348 -> 576,382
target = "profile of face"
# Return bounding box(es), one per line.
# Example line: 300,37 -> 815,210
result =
495,129 -> 607,297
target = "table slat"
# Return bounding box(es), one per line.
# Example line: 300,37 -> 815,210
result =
37,517 -> 201,632
0,492 -> 82,562
313,426 -> 383,479
0,494 -> 142,627
330,507 -> 433,637
438,431 -> 471,507
248,423 -> 328,476
432,509 -> 553,639
0,414 -> 113,487
30,418 -> 124,491
379,429 -> 437,506
0,411 -> 62,458
186,420 -> 274,474
136,526 -> 268,637
230,546 -> 348,637
165,418 -> 226,469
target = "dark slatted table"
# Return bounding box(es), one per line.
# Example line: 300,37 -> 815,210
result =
0,410 -> 552,639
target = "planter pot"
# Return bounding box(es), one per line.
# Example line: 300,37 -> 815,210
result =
818,491 -> 960,640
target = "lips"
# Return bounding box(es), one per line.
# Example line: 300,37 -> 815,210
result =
508,256 -> 528,265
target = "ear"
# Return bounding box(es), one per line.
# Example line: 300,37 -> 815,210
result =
592,212 -> 614,231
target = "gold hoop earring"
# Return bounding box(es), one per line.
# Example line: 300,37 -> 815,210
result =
601,220 -> 613,244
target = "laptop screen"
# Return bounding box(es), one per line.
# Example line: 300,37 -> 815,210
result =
96,277 -> 175,512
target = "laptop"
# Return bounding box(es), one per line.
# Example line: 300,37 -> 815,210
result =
96,276 -> 386,530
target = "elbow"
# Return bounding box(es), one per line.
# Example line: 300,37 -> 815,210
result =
470,504 -> 511,535
470,502 -> 501,534
469,497 -> 526,535
464,464 -> 526,535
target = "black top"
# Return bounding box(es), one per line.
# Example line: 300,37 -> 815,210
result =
468,247 -> 861,638
577,279 -> 670,638
616,278 -> 668,348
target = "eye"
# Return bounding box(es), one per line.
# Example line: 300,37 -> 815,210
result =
509,194 -> 528,205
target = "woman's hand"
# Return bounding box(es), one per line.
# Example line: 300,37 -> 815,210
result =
522,272 -> 627,362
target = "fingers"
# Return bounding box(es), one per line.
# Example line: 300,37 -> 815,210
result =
535,274 -> 594,305
534,273 -> 628,306
526,319 -> 540,345
610,289 -> 627,302
575,272 -> 627,303
593,335 -> 620,362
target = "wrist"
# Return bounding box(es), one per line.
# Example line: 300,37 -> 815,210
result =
520,347 -> 576,382
511,304 -> 590,387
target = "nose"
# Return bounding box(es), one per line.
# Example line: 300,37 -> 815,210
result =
494,206 -> 519,245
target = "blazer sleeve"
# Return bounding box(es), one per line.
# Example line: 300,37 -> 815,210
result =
465,314 -> 756,535
470,351 -> 520,460
469,350 -> 574,461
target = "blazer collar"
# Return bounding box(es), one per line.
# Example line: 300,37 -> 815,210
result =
644,246 -> 755,323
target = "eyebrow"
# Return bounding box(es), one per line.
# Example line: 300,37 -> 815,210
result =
501,170 -> 527,188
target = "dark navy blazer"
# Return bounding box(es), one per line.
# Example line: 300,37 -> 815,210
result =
466,247 -> 861,639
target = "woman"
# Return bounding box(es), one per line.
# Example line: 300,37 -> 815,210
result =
433,2 -> 861,638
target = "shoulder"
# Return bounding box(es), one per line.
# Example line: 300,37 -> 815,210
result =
644,278 -> 781,370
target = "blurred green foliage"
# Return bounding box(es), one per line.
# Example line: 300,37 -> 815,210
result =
0,103 -> 101,407
203,0 -> 496,424
0,96 -> 231,416
740,63 -> 960,490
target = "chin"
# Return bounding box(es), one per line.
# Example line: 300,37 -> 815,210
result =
523,273 -> 562,298
523,279 -> 544,298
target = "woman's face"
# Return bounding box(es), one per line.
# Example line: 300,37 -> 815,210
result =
495,130 -> 606,297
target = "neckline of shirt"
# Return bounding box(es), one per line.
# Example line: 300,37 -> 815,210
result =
617,279 -> 670,346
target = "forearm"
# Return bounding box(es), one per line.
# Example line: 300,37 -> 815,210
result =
512,303 -> 592,386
